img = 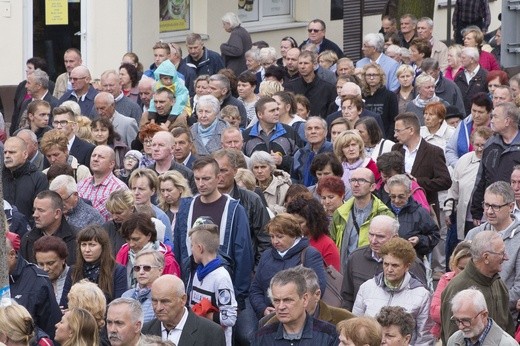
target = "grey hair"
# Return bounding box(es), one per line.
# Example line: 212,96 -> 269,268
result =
16,129 -> 37,144
485,181 -> 515,204
60,100 -> 82,117
108,297 -> 144,326
363,33 -> 385,53
418,17 -> 434,28
305,116 -> 327,131
259,47 -> 277,63
461,47 -> 480,62
138,76 -> 154,88
421,58 -> 440,72
400,47 -> 411,58
495,102 -> 520,125
32,69 -> 50,89
209,74 -> 231,94
250,150 -> 276,172
100,69 -> 119,81
137,335 -> 175,346
268,267 -> 307,301
291,266 -> 320,294
470,230 -> 501,261
386,45 -> 401,57
135,249 -> 165,268
196,94 -> 221,115
245,48 -> 261,61
94,92 -> 115,105
49,174 -> 78,195
370,215 -> 400,235
450,287 -> 487,314
386,174 -> 412,194
415,73 -> 435,89
221,12 -> 241,29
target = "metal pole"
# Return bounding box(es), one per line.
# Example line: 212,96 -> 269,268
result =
447,0 -> 452,45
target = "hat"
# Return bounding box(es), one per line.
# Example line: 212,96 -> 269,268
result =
125,150 -> 143,162
445,105 -> 464,120
6,232 -> 20,251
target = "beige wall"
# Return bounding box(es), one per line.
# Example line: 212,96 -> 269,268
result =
0,1 -> 24,85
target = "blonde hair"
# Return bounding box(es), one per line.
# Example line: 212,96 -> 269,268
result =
61,307 -> 99,346
106,189 -> 135,214
259,80 -> 284,97
67,279 -> 107,328
235,168 -> 256,191
157,170 -> 192,211
0,300 -> 34,344
75,115 -> 94,143
333,130 -> 365,162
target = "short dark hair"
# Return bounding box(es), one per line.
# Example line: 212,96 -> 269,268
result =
192,156 -> 220,176
354,117 -> 383,146
121,212 -> 157,243
471,92 -> 493,112
377,151 -> 405,175
255,96 -> 277,115
27,57 -> 49,73
237,71 -> 257,86
395,112 -> 420,132
264,65 -> 285,82
36,190 -> 63,211
310,152 -> 343,178
286,197 -> 330,240
119,63 -> 139,88
34,235 -> 69,259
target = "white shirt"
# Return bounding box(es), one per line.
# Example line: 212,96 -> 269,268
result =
161,307 -> 188,345
464,65 -> 480,85
403,138 -> 421,174
67,135 -> 76,152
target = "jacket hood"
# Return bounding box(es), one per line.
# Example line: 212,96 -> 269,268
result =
272,169 -> 292,185
153,60 -> 179,81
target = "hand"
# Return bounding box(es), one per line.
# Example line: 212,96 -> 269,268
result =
270,151 -> 282,166
159,123 -> 170,131
445,215 -> 452,227
516,299 -> 520,311
473,219 -> 481,226
408,236 -> 419,246
264,307 -> 275,316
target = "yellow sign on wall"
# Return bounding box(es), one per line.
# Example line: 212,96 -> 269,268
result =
45,0 -> 68,25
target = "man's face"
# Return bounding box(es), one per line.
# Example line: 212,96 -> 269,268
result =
64,51 -> 82,73
54,186 -> 79,216
361,42 -> 377,59
271,282 -> 308,325
151,281 -> 186,326
451,303 -> 488,341
493,88 -> 513,107
153,91 -> 174,116
485,237 -> 508,274
187,40 -> 204,61
35,251 -> 66,282
257,101 -> 280,126
139,84 -> 153,107
209,80 -> 226,100
44,146 -> 68,166
101,74 -> 122,98
151,133 -> 173,162
69,68 -> 90,93
350,169 -> 375,199
154,48 -> 170,67
106,304 -> 142,346
4,139 -> 28,170
134,253 -> 163,288
483,191 -> 512,228
90,146 -> 115,176
381,19 -> 395,34
305,118 -> 326,145
368,225 -> 395,255
336,61 -> 354,77
285,49 -> 300,73
511,169 -> 520,203
471,104 -> 490,127
16,132 -> 37,159
298,56 -> 314,78
95,98 -> 116,118
25,74 -> 41,95
460,52 -> 474,69
307,22 -> 325,44
52,113 -> 75,139
394,120 -> 414,145
28,105 -> 50,129
194,164 -> 219,197
490,105 -> 510,135
237,81 -> 255,99
215,155 -> 237,192
400,17 -> 415,34
173,133 -> 192,162
416,21 -> 432,40
221,130 -> 244,150
33,197 -> 60,231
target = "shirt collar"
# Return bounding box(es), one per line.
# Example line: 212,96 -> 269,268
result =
161,307 -> 188,333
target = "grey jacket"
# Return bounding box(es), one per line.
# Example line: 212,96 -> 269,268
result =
447,319 -> 518,346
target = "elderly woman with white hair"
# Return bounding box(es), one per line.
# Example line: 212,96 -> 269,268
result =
220,12 -> 252,75
190,94 -> 229,156
250,151 -> 292,215
406,73 -> 448,125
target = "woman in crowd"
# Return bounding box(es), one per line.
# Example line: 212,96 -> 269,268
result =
190,74 -> 211,122
119,63 -> 140,103
385,174 -> 440,258
409,38 -> 431,77
376,306 -> 416,346
158,171 -> 192,231
355,117 -> 394,161
486,70 -> 509,100
430,241 -> 471,340
104,189 -> 136,256
317,175 -> 346,218
34,235 -> 70,304
287,196 -> 340,270
63,225 -> 127,306
295,94 -> 311,120
136,122 -> 162,168
318,50 -> 339,73
249,213 -> 327,319
462,26 -> 500,71
308,151 -> 344,198
329,117 -> 350,143
334,130 -> 380,197
220,12 -> 252,76
40,129 -> 91,182
445,127 -> 494,239
406,73 -> 447,125
445,44 -> 464,80
337,317 -> 382,346
250,151 -> 292,215
362,62 -> 398,139
395,63 -> 416,114
340,95 -> 364,130
121,52 -> 144,76
235,168 -> 257,191
91,118 -> 128,169
353,237 -> 434,346
277,36 -> 298,66
0,301 -> 35,346
419,101 -> 455,149
116,213 -> 180,288
54,307 -> 99,346
190,95 -> 228,156
237,71 -> 259,127
273,91 -> 306,141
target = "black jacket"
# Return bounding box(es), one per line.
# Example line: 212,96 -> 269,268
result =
10,256 -> 61,339
364,86 -> 399,139
284,75 -> 337,119
454,66 -> 488,115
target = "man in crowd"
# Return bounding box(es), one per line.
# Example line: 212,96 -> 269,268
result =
100,69 -> 143,124
143,41 -> 171,78
94,92 -> 138,147
16,128 -> 45,170
54,48 -> 83,99
511,165 -> 520,219
335,58 -> 355,78
138,76 -> 154,115
172,127 -> 197,169
169,42 -> 196,97
454,47 -> 488,115
106,298 -> 144,346
493,85 -> 514,108
283,47 -> 301,83
58,65 -> 98,117
209,74 -> 248,128
417,17 -> 448,70
184,33 -> 225,77
398,14 -> 418,48
299,19 -> 343,58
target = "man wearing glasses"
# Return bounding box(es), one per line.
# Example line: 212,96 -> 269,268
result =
446,289 -> 516,345
440,231 -> 515,343
299,19 -> 343,59
58,65 -> 98,117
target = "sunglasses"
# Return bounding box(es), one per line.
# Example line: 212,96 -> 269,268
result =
308,29 -> 322,33
133,265 -> 160,272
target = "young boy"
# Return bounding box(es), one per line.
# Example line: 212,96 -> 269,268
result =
188,223 -> 237,346
115,150 -> 142,185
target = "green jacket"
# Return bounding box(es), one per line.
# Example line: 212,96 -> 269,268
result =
330,195 -> 394,250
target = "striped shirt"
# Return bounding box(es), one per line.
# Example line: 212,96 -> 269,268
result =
77,173 -> 128,221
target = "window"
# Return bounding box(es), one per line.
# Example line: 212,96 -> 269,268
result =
159,0 -> 191,36
238,0 -> 294,27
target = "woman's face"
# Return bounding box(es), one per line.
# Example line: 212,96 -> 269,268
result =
419,82 -> 435,100
292,214 -> 309,236
341,100 -> 362,123
382,253 -> 410,286
80,239 -> 103,263
110,207 -> 133,224
381,324 -> 411,346
119,68 -> 131,88
331,123 -> 348,143
45,146 -> 69,166
270,231 -> 296,252
237,81 -> 255,99
280,40 -> 293,57
160,180 -> 182,207
472,134 -> 487,158
315,164 -> 334,181
336,80 -> 346,95
398,71 -> 414,88
424,108 -> 443,131
143,136 -> 153,155
409,45 -> 423,64
487,77 -> 501,95
54,311 -> 73,344
131,176 -> 155,206
296,102 -> 309,120
355,123 -> 371,146
92,124 -> 110,145
388,183 -> 410,209
222,21 -> 232,33
453,256 -> 470,275
128,229 -> 152,253
25,63 -> 35,77
273,95 -> 290,117
365,67 -> 382,89
510,80 -> 520,98
319,58 -> 333,70
195,80 -> 210,97
342,141 -> 361,163
463,32 -> 477,47
197,103 -> 218,127
252,163 -> 272,183
320,188 -> 344,216
447,49 -> 460,68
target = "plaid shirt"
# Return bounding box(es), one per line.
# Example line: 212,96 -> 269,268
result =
452,0 -> 491,32
464,318 -> 492,346
77,173 -> 128,221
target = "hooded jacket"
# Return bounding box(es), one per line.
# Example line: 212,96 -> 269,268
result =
262,169 -> 292,215
151,60 -> 191,116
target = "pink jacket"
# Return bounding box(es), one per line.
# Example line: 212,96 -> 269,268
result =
116,242 -> 181,277
430,271 -> 456,338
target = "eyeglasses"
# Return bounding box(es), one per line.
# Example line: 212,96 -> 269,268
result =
63,192 -> 75,201
133,265 -> 160,272
450,310 -> 485,328
307,29 -> 322,33
349,178 -> 372,185
52,120 -> 75,127
394,127 -> 411,134
482,202 -> 509,213
143,139 -> 153,145
487,250 -> 507,258
69,76 -> 87,82
389,194 -> 408,200
365,73 -> 380,79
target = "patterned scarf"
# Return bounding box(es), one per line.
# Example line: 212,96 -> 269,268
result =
412,94 -> 440,108
83,261 -> 101,284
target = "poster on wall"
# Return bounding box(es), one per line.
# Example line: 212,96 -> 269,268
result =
160,0 -> 190,33
238,0 -> 291,22
46,0 -> 68,25
238,0 -> 259,22
263,0 -> 290,17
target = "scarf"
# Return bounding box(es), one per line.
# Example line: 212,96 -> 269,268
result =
83,261 -> 101,284
196,257 -> 222,281
128,242 -> 157,287
197,120 -> 218,146
342,158 -> 364,184
390,203 -> 402,215
412,94 -> 440,108
132,286 -> 151,303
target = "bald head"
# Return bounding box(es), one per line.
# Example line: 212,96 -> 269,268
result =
152,274 -> 185,295
90,145 -> 116,176
340,82 -> 362,97
94,92 -> 116,118
369,215 -> 400,254
4,137 -> 28,171
151,275 -> 186,328
71,65 -> 90,78
70,66 -> 91,94
153,131 -> 175,146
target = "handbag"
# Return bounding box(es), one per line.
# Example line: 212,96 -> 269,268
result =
300,247 -> 344,307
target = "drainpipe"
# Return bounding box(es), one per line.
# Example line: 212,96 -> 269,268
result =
127,0 -> 133,51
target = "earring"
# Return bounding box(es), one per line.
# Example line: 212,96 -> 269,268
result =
484,260 -> 489,265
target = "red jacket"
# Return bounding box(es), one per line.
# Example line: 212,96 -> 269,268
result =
116,242 -> 181,277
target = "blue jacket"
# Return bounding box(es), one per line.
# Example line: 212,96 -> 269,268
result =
151,60 -> 190,116
58,85 -> 98,118
291,141 -> 333,186
184,48 -> 225,77
249,237 -> 327,318
174,195 -> 253,308
445,115 -> 474,167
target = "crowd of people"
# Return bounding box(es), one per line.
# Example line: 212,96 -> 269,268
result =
0,5 -> 519,346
